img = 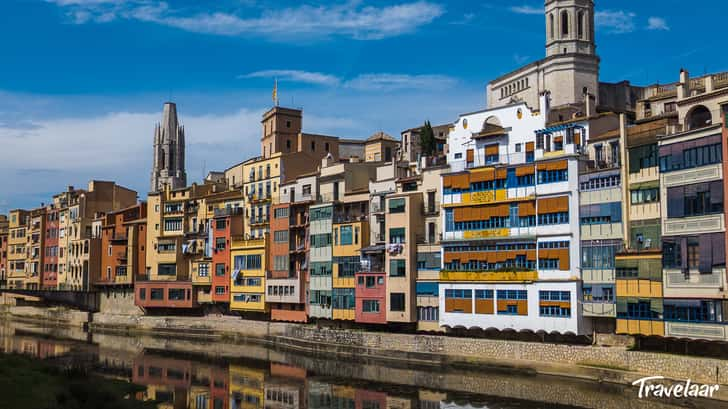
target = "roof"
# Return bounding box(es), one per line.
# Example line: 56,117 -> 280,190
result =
366,131 -> 396,142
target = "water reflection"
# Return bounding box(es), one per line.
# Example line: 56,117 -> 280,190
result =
0,320 -> 716,409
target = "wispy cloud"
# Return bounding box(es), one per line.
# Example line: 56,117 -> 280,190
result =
239,70 -> 457,91
647,16 -> 669,31
595,10 -> 636,34
239,70 -> 340,86
513,54 -> 530,65
47,0 -> 445,40
345,73 -> 456,91
509,5 -> 542,15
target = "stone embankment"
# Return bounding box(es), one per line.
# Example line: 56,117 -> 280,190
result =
4,303 -> 728,400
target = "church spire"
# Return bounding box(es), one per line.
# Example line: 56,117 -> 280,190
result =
150,102 -> 187,193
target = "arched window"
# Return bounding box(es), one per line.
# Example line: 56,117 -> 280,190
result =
687,105 -> 712,130
549,13 -> 555,39
561,11 -> 569,36
577,11 -> 585,38
266,164 -> 270,178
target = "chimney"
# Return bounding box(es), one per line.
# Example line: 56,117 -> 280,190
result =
678,69 -> 689,99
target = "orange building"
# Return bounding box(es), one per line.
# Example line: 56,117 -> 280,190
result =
99,203 -> 147,287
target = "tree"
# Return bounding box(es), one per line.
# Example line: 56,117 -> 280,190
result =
418,120 -> 436,158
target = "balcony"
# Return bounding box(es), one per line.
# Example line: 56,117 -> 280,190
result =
662,163 -> 722,188
116,251 -> 128,261
582,302 -> 616,318
250,194 -> 271,204
580,223 -> 622,241
214,207 -> 244,218
249,216 -> 269,226
664,321 -> 728,341
663,269 -> 727,298
663,213 -> 724,236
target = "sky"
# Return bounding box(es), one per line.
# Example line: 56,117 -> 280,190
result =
0,0 -> 725,213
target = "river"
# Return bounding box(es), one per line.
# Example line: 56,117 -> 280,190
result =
0,318 -> 720,409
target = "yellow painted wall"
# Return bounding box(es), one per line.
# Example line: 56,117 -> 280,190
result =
616,319 -> 665,336
439,270 -> 538,282
230,238 -> 267,312
616,279 -> 663,298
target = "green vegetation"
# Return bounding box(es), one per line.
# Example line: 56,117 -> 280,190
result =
418,121 -> 436,157
0,354 -> 156,409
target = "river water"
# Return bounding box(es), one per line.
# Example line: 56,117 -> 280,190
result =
0,319 -> 720,409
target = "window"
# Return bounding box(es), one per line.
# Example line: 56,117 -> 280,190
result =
417,306 -> 439,321
561,10 -> 569,36
274,230 -> 288,243
549,13 -> 554,38
310,206 -> 332,221
660,141 -> 722,172
577,10 -> 584,38
339,225 -> 353,245
215,263 -> 226,276
580,173 -> 620,191
198,263 -> 209,277
454,152 -> 462,159
334,256 -> 359,277
168,288 -> 186,301
332,288 -> 355,310
363,300 -> 380,313
215,237 -> 226,251
475,289 -> 494,299
497,290 -> 527,300
139,288 -> 146,300
389,227 -> 405,244
302,184 -> 312,196
164,218 -> 183,231
390,293 -> 405,312
234,254 -> 262,270
158,264 -> 176,276
445,289 -> 472,299
388,198 -> 405,213
540,305 -> 571,317
537,169 -> 568,184
389,259 -> 406,277
631,188 -> 659,205
537,212 -> 569,225
268,255 -> 286,272
274,207 -> 288,218
310,233 -> 332,248
150,288 -> 164,300
538,258 -> 560,269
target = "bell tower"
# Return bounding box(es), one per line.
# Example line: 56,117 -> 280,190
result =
545,0 -> 595,57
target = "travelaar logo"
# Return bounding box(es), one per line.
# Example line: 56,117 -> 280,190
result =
632,376 -> 719,398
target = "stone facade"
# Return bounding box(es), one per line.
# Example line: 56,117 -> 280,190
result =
150,102 -> 187,193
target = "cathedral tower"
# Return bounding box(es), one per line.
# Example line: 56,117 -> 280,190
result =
150,102 -> 187,193
545,0 -> 596,57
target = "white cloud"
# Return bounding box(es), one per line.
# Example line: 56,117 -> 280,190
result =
595,10 -> 636,34
239,70 -> 341,86
239,70 -> 457,92
647,16 -> 669,31
48,1 -> 445,40
509,5 -> 542,15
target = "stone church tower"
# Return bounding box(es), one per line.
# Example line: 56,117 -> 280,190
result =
150,102 -> 187,193
487,0 -> 600,115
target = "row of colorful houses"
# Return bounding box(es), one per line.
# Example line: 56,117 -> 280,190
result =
3,68 -> 728,344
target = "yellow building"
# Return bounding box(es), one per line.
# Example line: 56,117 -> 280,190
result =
230,236 -> 268,313
7,210 -> 29,289
332,219 -> 369,320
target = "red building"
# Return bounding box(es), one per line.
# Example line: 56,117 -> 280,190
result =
99,203 -> 147,287
267,201 -> 309,322
211,207 -> 243,303
42,207 -> 59,289
355,246 -> 387,324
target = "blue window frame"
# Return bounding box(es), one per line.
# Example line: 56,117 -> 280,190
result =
497,289 -> 527,300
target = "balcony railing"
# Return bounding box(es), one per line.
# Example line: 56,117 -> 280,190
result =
423,201 -> 440,216
214,207 -> 244,218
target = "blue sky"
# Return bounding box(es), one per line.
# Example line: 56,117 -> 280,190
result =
0,0 -> 725,212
